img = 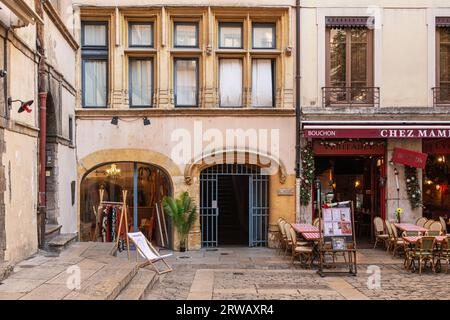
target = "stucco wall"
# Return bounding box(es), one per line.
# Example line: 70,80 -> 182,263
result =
57,144 -> 77,234
3,130 -> 38,263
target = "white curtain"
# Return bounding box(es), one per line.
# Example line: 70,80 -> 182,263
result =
220,59 -> 242,107
131,60 -> 152,106
131,24 -> 152,46
176,60 -> 197,106
253,27 -> 273,48
252,59 -> 273,107
85,60 -> 107,107
84,25 -> 106,46
220,26 -> 241,48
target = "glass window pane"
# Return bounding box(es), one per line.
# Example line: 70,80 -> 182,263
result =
130,23 -> 153,47
175,23 -> 197,47
83,24 -> 107,46
84,60 -> 107,107
252,59 -> 273,107
253,24 -> 275,48
330,29 -> 346,87
220,24 -> 242,48
175,60 -> 197,106
220,59 -> 242,107
130,60 -> 152,107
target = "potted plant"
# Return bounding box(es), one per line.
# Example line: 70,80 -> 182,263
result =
395,207 -> 404,224
162,192 -> 197,252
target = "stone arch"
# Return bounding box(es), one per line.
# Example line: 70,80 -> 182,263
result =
184,148 -> 287,185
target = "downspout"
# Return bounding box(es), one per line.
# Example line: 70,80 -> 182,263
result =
35,0 -> 47,249
295,0 -> 302,222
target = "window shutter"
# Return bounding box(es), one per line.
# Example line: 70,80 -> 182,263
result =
436,17 -> 450,28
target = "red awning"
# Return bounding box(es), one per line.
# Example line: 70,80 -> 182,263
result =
392,148 -> 428,169
303,124 -> 450,139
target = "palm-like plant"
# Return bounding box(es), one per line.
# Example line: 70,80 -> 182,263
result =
162,192 -> 197,252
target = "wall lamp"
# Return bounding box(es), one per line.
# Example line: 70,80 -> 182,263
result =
8,98 -> 34,113
0,70 -> 7,78
143,117 -> 151,126
111,116 -> 119,126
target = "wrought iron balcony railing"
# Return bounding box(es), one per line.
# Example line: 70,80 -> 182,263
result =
432,87 -> 450,107
322,87 -> 380,108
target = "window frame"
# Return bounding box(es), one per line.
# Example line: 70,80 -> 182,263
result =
251,58 -> 276,108
81,21 -> 109,108
218,22 -> 244,49
219,57 -> 244,108
128,57 -> 154,108
128,21 -> 154,48
252,22 -> 276,49
173,57 -> 199,108
173,21 -> 199,48
436,27 -> 450,103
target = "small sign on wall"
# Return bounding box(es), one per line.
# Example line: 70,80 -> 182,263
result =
277,188 -> 294,196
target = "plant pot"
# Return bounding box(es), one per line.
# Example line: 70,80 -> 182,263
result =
179,240 -> 187,252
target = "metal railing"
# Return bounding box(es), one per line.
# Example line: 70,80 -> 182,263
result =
432,87 -> 450,107
322,87 -> 380,108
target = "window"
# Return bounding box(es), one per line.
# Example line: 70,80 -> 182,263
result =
325,26 -> 374,105
81,22 -> 108,108
252,59 -> 275,107
219,59 -> 243,107
129,58 -> 153,107
252,23 -> 276,49
69,116 -> 73,145
129,22 -> 153,47
219,23 -> 243,49
174,59 -> 198,107
437,26 -> 450,103
174,22 -> 198,48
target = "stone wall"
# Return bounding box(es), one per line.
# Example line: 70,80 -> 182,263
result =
0,127 -> 5,261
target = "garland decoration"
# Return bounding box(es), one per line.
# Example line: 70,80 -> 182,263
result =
300,143 -> 315,206
318,139 -> 386,148
404,165 -> 423,209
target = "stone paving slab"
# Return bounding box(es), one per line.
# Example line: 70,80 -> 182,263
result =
19,284 -> 73,300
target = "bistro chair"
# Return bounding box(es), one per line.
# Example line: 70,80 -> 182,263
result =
289,227 -> 313,268
277,220 -> 288,254
424,219 -> 435,230
390,223 -> 405,257
436,238 -> 450,273
410,237 -> 436,274
384,220 -> 395,253
429,221 -> 443,232
284,223 -> 295,256
439,216 -> 447,235
312,218 -> 320,227
426,230 -> 442,237
373,217 -> 389,249
403,231 -> 420,237
415,217 -> 428,227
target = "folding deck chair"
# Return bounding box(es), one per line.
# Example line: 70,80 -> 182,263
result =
127,232 -> 173,275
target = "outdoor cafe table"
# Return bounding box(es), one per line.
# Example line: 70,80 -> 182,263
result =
402,236 -> 447,244
292,224 -> 319,234
394,223 -> 428,233
301,232 -> 321,241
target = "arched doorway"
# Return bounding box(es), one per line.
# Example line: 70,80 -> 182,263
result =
80,162 -> 173,248
200,164 -> 269,248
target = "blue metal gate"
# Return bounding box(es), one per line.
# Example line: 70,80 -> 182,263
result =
200,164 -> 269,247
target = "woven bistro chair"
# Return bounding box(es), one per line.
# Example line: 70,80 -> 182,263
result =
436,237 -> 450,273
289,227 -> 313,268
373,217 -> 389,249
284,223 -> 294,256
402,231 -> 420,270
426,230 -> 442,237
439,216 -> 447,235
415,217 -> 428,227
424,219 -> 435,230
410,237 -> 436,274
390,223 -> 405,257
384,220 -> 395,253
277,219 -> 288,254
312,218 -> 320,227
429,221 -> 443,232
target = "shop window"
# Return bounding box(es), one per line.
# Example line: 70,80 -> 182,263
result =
129,58 -> 153,107
251,59 -> 275,107
219,22 -> 243,49
219,59 -> 243,107
252,23 -> 276,49
174,22 -> 198,48
436,26 -> 450,104
81,22 -> 109,108
129,22 -> 154,48
174,58 -> 198,107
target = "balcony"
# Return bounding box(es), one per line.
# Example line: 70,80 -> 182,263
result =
322,87 -> 380,108
432,87 -> 450,107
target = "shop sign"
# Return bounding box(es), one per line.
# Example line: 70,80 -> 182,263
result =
313,141 -> 385,156
277,188 -> 294,196
392,148 -> 428,169
304,128 -> 450,139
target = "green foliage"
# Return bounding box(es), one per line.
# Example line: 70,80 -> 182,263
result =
300,143 -> 315,206
162,192 -> 197,246
404,166 -> 423,209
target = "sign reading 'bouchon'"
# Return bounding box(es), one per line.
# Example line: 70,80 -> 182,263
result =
304,128 -> 450,139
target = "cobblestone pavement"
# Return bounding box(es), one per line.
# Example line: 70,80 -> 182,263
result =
144,247 -> 450,300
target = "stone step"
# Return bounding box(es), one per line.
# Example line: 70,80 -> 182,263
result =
45,224 -> 62,237
115,268 -> 157,300
47,234 -> 78,253
64,261 -> 139,300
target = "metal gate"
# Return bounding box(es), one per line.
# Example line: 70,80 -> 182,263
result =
200,164 -> 269,248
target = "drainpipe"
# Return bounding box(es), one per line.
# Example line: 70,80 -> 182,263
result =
35,0 -> 47,249
295,0 -> 302,222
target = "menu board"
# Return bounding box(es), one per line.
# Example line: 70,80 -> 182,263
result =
322,202 -> 353,239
